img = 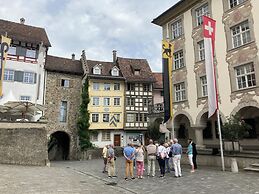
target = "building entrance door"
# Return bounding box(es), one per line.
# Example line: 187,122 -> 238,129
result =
114,134 -> 121,147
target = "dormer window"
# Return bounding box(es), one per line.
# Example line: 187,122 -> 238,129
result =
93,65 -> 101,75
134,70 -> 140,75
111,66 -> 119,76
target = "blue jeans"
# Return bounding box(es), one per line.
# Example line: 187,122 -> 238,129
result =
165,158 -> 170,172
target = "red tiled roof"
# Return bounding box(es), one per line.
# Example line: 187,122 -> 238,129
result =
153,72 -> 163,89
117,57 -> 155,83
0,19 -> 51,47
45,55 -> 83,75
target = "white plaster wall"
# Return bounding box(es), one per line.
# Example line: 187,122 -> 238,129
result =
153,90 -> 163,104
91,131 -> 125,148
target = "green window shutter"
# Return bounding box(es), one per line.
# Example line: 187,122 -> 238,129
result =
14,71 -> 24,82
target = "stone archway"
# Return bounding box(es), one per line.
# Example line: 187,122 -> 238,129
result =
174,114 -> 193,146
48,131 -> 70,161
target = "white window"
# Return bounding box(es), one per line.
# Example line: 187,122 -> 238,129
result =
104,83 -> 111,90
93,82 -> 99,90
20,96 -> 31,101
26,49 -> 36,58
174,50 -> 184,69
111,67 -> 119,76
172,19 -> 183,39
60,101 -> 68,122
61,79 -> 69,87
174,82 -> 186,102
114,98 -> 120,106
103,114 -> 109,122
4,69 -> 14,81
8,46 -> 16,55
195,3 -> 209,26
92,114 -> 99,122
235,63 -> 256,90
127,113 -> 134,122
93,97 -> 99,106
198,40 -> 205,61
102,131 -> 111,141
114,83 -> 120,90
93,67 -> 101,75
114,114 -> 120,122
143,98 -> 148,106
229,0 -> 245,8
23,72 -> 34,84
90,133 -> 98,142
143,84 -> 149,92
104,97 -> 110,106
134,70 -> 140,75
231,21 -> 251,48
200,76 -> 208,97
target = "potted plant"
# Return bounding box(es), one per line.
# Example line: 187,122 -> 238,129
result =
222,114 -> 251,152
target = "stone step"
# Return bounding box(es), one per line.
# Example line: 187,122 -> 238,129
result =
244,167 -> 259,172
251,164 -> 259,168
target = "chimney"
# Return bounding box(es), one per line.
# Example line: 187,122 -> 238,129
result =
20,18 -> 25,24
72,53 -> 75,61
112,50 -> 117,63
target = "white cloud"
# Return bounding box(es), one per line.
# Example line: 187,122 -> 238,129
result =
0,0 -> 180,71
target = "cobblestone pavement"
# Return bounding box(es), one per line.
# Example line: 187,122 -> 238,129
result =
0,157 -> 259,194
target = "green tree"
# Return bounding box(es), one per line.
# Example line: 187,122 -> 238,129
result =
77,77 -> 92,150
222,114 -> 251,141
147,118 -> 163,141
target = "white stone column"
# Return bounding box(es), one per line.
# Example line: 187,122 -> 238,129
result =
194,127 -> 204,148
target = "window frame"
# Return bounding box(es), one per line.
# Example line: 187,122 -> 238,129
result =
20,96 -> 31,101
173,50 -> 185,70
93,82 -> 100,90
102,131 -> 111,141
198,40 -> 205,61
114,97 -> 120,106
235,63 -> 256,90
171,19 -> 183,40
229,0 -> 245,9
174,82 -> 186,102
103,114 -> 110,123
59,101 -> 68,122
126,113 -> 134,122
61,79 -> 70,88
195,3 -> 209,26
200,76 -> 208,97
4,69 -> 14,81
103,97 -> 110,106
114,83 -> 120,90
93,67 -> 101,75
92,113 -> 99,123
231,20 -> 251,49
23,72 -> 34,84
104,83 -> 111,91
92,97 -> 100,106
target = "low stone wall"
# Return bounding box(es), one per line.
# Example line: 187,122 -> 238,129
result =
0,122 -> 48,166
80,147 -> 123,160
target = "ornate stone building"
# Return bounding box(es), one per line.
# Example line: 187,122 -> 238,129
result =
153,0 -> 259,149
44,55 -> 83,160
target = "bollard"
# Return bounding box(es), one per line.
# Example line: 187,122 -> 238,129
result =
231,158 -> 238,173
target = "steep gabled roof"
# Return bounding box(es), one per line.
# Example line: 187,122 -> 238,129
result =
87,60 -> 124,79
117,57 -> 155,83
45,55 -> 83,75
153,72 -> 163,89
0,19 -> 51,47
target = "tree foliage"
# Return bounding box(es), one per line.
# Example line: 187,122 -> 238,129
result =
222,114 -> 251,141
147,118 -> 163,141
77,77 -> 92,150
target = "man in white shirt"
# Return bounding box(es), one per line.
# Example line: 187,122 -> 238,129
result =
157,141 -> 166,177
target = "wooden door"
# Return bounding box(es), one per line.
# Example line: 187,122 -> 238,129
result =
114,134 -> 121,147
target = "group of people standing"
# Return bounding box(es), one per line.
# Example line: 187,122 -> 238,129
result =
102,138 -> 197,180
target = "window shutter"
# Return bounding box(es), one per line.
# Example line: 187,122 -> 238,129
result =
14,71 -> 24,82
34,73 -> 37,84
16,46 -> 26,56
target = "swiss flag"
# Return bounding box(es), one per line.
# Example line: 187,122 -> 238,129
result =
203,16 -> 218,118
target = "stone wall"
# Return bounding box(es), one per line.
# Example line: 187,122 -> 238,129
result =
0,123 -> 47,166
45,72 -> 82,160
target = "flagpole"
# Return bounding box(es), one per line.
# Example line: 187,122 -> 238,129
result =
217,108 -> 225,171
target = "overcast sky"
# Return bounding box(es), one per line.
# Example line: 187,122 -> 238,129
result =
0,0 -> 179,72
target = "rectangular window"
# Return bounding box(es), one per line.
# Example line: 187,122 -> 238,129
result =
195,3 -> 209,26
172,19 -> 183,39
235,63 -> 256,90
102,131 -> 111,141
4,69 -> 14,81
104,83 -> 111,90
200,76 -> 208,97
231,20 -> 251,48
93,97 -> 99,106
93,82 -> 99,90
61,79 -> 70,87
92,113 -> 99,122
126,98 -> 134,106
143,113 -> 148,122
127,113 -> 134,122
103,114 -> 109,122
114,97 -> 120,106
127,83 -> 135,91
60,101 -> 68,122
114,114 -> 120,122
20,96 -> 31,101
23,72 -> 34,84
143,84 -> 149,92
134,70 -> 140,75
103,97 -> 110,106
198,40 -> 205,61
174,82 -> 186,102
90,133 -> 98,142
114,83 -> 120,90
26,49 -> 36,58
143,99 -> 148,106
8,46 -> 16,55
174,50 -> 184,69
229,0 -> 245,8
